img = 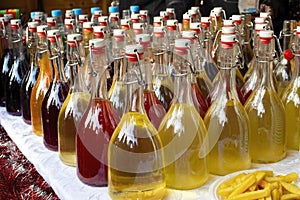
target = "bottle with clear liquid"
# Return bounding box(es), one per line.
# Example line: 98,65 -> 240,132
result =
41,30 -> 69,151
6,19 -> 29,116
0,16 -> 12,106
108,44 -> 166,199
58,34 -> 90,166
136,34 -> 166,129
77,39 -> 120,186
152,26 -> 174,111
274,20 -> 297,97
204,34 -> 251,175
281,26 -> 300,150
200,17 -> 219,82
245,30 -> 286,163
20,22 -> 40,124
157,39 -> 208,190
30,25 -> 52,136
108,29 -> 127,117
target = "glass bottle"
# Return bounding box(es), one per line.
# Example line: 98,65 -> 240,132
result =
152,26 -> 174,111
41,29 -> 69,151
82,21 -> 94,57
46,17 -> 57,30
65,10 -> 75,20
93,26 -> 107,39
108,44 -> 165,199
204,34 -> 251,175
166,8 -> 176,20
281,26 -> 300,150
20,22 -> 40,124
120,18 -> 135,45
210,7 -> 225,37
0,16 -> 11,106
244,30 -> 286,163
73,8 -> 83,33
200,17 -> 219,82
182,12 -> 191,31
58,34 -> 90,166
136,34 -> 166,129
274,20 -> 297,97
90,7 -> 101,25
157,38 -> 208,190
153,16 -> 163,27
108,29 -> 126,117
64,19 -> 76,36
77,39 -> 120,186
108,6 -> 120,31
6,19 -> 29,116
0,17 -> 4,106
30,25 -> 52,136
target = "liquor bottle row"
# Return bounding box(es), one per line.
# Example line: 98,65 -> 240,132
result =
0,5 -> 300,200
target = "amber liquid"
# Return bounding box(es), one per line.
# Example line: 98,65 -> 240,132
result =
109,112 -> 165,200
6,58 -> 28,116
153,74 -> 174,111
245,89 -> 286,163
42,81 -> 69,151
77,99 -> 120,186
20,66 -> 39,124
191,83 -> 208,118
282,79 -> 300,150
143,89 -> 166,130
30,53 -> 52,136
158,103 -> 208,189
58,91 -> 90,166
109,80 -> 126,117
204,100 -> 251,175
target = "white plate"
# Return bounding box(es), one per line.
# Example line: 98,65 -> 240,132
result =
207,168 -> 299,200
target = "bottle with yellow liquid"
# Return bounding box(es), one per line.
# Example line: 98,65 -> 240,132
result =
204,34 -> 251,176
281,26 -> 300,150
58,34 -> 90,166
152,26 -> 174,111
30,25 -> 52,136
108,44 -> 166,199
274,20 -> 297,97
157,39 -> 208,190
108,29 -> 127,117
245,30 -> 286,163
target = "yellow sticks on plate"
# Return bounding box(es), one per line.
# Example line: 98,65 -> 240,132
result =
217,170 -> 300,200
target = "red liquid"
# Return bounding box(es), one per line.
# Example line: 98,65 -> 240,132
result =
20,66 -> 40,124
191,83 -> 208,118
6,58 -> 28,116
143,89 -> 166,129
41,81 -> 69,151
1,49 -> 13,106
77,99 -> 120,186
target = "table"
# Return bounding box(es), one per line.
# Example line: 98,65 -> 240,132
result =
1,106 -> 300,200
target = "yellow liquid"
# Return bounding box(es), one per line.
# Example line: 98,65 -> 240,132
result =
30,52 -> 52,136
282,79 -> 300,150
108,112 -> 166,200
158,103 -> 208,189
58,91 -> 90,166
204,100 -> 251,175
245,88 -> 286,163
108,80 -> 126,117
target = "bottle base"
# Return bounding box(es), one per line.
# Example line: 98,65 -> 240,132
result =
44,142 -> 58,151
59,153 -> 76,167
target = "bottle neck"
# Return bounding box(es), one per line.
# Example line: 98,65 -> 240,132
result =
173,72 -> 193,105
291,35 -> 300,80
49,39 -> 66,82
124,76 -> 145,114
11,28 -> 24,60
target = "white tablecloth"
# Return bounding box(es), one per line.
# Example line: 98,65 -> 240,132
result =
1,106 -> 300,200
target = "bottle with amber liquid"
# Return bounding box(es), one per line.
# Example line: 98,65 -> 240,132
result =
58,34 -> 90,166
77,39 -> 120,186
41,29 -> 69,151
274,20 -> 297,97
108,29 -> 127,117
136,33 -> 166,129
157,39 -> 208,190
20,22 -> 40,124
152,26 -> 174,111
245,30 -> 286,163
204,34 -> 251,175
281,26 -> 300,150
108,44 -> 165,199
6,19 -> 29,115
30,25 -> 52,136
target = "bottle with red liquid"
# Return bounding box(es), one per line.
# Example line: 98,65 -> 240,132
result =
20,22 -> 40,124
136,33 -> 166,129
41,29 -> 69,151
6,19 -> 29,116
77,39 -> 120,186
